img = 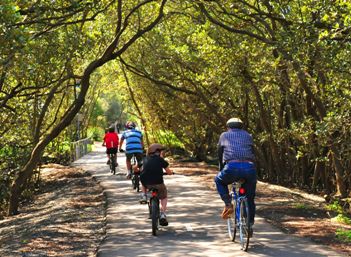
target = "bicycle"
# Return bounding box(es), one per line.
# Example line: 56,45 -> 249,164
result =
148,187 -> 161,236
227,178 -> 251,251
145,172 -> 173,236
130,155 -> 140,192
108,152 -> 117,175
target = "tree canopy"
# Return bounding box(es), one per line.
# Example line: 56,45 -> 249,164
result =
1,0 -> 350,216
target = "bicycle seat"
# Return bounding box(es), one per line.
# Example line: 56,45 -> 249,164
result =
238,178 -> 246,184
233,178 -> 246,187
148,187 -> 158,192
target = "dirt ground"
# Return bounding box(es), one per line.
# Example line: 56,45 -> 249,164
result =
0,164 -> 105,257
0,161 -> 350,256
171,161 -> 351,256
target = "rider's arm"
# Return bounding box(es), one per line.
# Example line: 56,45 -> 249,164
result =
218,145 -> 224,171
102,134 -> 106,146
119,137 -> 124,151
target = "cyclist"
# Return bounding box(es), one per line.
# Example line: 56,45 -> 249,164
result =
214,117 -> 256,236
103,126 -> 119,165
119,121 -> 144,179
139,143 -> 173,226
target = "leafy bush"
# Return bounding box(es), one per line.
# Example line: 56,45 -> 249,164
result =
336,229 -> 351,242
327,201 -> 344,213
327,200 -> 351,225
154,130 -> 184,148
88,127 -> 105,141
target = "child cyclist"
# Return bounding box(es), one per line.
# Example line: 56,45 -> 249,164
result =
102,126 -> 119,165
138,143 -> 173,226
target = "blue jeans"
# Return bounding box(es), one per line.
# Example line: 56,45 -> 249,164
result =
215,162 -> 257,224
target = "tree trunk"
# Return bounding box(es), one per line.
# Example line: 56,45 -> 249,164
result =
8,0 -> 167,215
241,67 -> 283,179
312,160 -> 323,191
330,145 -> 347,197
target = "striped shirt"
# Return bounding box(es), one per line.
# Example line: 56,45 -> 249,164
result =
218,128 -> 255,162
121,129 -> 143,154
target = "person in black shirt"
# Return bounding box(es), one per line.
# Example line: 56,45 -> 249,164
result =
139,143 -> 173,226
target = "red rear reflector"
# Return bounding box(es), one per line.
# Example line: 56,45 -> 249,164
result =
151,191 -> 157,197
239,188 -> 245,195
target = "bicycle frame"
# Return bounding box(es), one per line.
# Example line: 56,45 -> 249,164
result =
227,180 -> 250,251
130,154 -> 140,191
109,153 -> 117,175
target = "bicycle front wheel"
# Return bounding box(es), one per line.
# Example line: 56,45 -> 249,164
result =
239,198 -> 250,251
151,198 -> 159,236
227,199 -> 237,241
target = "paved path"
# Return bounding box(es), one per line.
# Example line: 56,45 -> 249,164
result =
73,146 -> 345,257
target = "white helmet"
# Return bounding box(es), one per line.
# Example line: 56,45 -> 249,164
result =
226,118 -> 243,129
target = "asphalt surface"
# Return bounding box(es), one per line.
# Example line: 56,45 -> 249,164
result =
73,146 -> 345,257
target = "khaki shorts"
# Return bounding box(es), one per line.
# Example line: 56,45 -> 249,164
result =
146,183 -> 167,199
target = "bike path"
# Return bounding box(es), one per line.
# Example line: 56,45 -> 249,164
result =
73,146 -> 345,257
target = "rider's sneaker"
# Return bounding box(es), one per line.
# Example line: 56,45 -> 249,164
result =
221,204 -> 234,219
159,212 -> 168,226
139,194 -> 147,204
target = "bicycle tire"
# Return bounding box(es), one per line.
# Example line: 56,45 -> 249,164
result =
135,174 -> 140,192
109,155 -> 113,174
151,198 -> 159,236
112,154 -> 116,175
131,174 -> 136,189
239,198 -> 250,251
110,154 -> 116,175
227,198 -> 237,241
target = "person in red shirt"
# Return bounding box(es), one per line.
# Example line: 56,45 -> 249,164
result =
103,126 -> 119,165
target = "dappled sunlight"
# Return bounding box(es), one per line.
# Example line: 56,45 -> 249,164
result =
70,147 -> 346,257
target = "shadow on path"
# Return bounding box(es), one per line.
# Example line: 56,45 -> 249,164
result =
73,146 -> 345,257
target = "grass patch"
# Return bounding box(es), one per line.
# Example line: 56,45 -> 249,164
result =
336,229 -> 351,243
294,203 -> 308,209
326,201 -> 343,213
331,214 -> 351,225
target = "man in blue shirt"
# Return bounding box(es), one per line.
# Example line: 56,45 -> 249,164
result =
119,121 -> 144,179
215,118 -> 256,236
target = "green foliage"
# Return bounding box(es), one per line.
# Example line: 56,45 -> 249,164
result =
1,0 -> 351,214
154,130 -> 184,149
88,127 -> 105,141
332,214 -> 351,225
327,201 -> 344,213
43,140 -> 72,165
327,201 -> 351,225
336,229 -> 351,242
293,203 -> 308,209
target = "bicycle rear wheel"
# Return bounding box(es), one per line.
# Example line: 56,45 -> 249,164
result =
112,154 -> 116,175
131,173 -> 136,189
135,174 -> 140,192
227,199 -> 237,241
109,155 -> 114,174
151,198 -> 159,236
239,198 -> 250,251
